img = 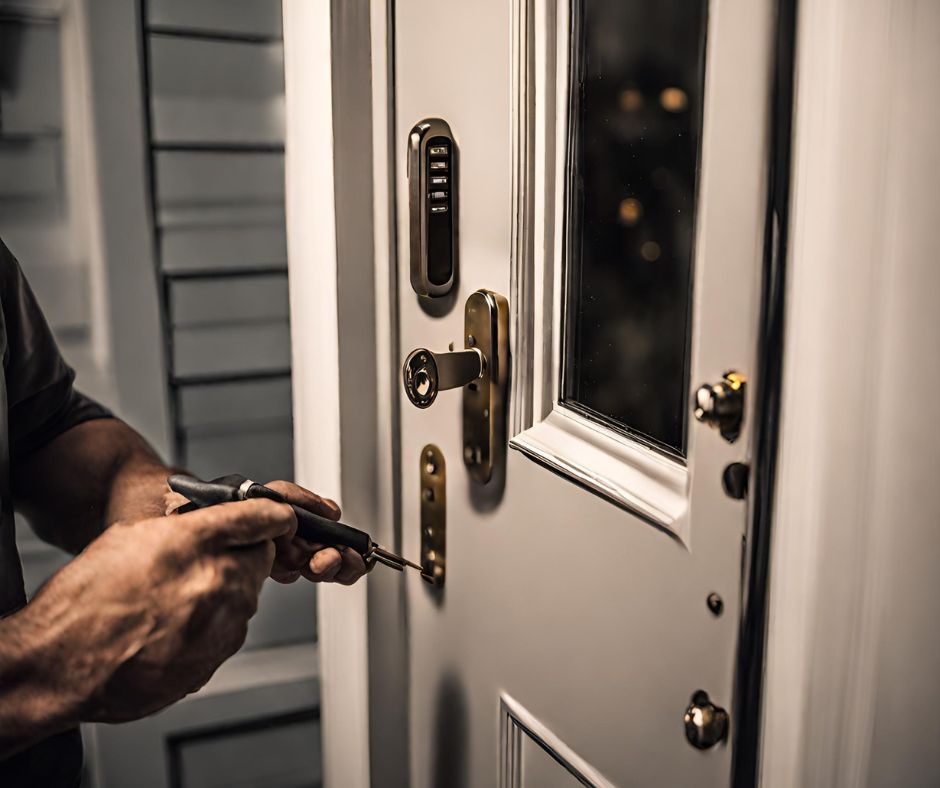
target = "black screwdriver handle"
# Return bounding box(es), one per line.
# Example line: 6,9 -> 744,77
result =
244,483 -> 373,556
167,474 -> 373,556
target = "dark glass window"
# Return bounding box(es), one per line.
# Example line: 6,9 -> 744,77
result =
562,0 -> 707,457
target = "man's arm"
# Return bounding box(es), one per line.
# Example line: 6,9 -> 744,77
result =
12,418 -> 367,583
0,498 -> 297,759
11,418 -> 174,554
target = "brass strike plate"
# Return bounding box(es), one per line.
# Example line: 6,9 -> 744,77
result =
420,444 -> 446,586
462,290 -> 509,484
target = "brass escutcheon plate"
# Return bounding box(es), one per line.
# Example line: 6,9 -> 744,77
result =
420,444 -> 446,586
462,290 -> 509,484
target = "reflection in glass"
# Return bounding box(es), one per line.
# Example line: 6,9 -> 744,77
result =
562,0 -> 707,456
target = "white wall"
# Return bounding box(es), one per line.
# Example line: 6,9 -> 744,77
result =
761,1 -> 940,786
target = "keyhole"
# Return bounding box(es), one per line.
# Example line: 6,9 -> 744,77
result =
415,369 -> 431,397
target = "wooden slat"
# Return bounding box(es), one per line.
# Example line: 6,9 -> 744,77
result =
147,0 -> 282,39
182,424 -> 293,484
178,377 -> 292,428
172,322 -> 291,377
149,36 -> 284,145
170,274 -> 288,326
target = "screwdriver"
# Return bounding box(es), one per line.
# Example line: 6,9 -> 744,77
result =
168,473 -> 423,574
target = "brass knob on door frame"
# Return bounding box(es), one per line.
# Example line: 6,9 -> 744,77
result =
683,690 -> 729,750
693,371 -> 746,443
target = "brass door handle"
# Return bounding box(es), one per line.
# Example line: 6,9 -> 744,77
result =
402,290 -> 508,484
403,347 -> 483,408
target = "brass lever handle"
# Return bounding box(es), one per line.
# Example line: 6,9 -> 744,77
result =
403,347 -> 484,408
402,289 -> 508,484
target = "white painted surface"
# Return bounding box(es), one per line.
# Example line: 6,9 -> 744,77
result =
282,3 -> 370,787
500,694 -> 616,788
761,2 -> 940,786
391,0 -> 774,784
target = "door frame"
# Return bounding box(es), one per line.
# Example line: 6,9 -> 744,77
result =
760,0 -> 940,785
283,1 -> 407,787
283,0 -> 933,786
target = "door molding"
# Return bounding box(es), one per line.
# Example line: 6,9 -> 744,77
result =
499,694 -> 616,788
508,0 -> 775,547
507,0 -> 692,541
283,3 -> 370,787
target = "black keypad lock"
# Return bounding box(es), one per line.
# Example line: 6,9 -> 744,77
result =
408,118 -> 456,297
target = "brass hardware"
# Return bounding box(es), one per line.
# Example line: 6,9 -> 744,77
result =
694,371 -> 746,442
684,690 -> 729,750
420,444 -> 446,586
403,347 -> 484,408
403,289 -> 509,484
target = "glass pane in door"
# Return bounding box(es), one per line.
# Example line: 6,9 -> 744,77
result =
562,0 -> 708,456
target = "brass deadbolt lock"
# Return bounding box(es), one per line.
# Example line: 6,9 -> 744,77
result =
694,371 -> 746,442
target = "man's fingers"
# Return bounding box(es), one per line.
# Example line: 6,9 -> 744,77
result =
333,548 -> 368,585
273,534 -> 312,572
271,566 -> 303,584
164,489 -> 188,516
237,541 -> 278,592
264,480 -> 342,521
306,547 -> 343,582
182,499 -> 296,547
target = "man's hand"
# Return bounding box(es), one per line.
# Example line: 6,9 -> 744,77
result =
264,481 -> 368,586
164,480 -> 368,586
0,498 -> 295,756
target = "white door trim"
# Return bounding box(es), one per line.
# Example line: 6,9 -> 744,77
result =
761,0 -> 940,785
508,0 -> 775,546
283,3 -> 371,787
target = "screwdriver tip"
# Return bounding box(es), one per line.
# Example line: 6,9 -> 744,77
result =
370,544 -> 424,573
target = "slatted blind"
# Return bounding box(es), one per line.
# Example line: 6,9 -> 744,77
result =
142,0 -> 295,488
141,0 -> 312,649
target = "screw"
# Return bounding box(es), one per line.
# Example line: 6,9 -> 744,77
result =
467,335 -> 476,347
423,488 -> 435,502
707,593 -> 724,617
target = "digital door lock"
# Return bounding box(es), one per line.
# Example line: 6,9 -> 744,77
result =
403,290 -> 509,484
408,118 -> 456,298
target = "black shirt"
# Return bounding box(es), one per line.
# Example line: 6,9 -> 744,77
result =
0,239 -> 112,786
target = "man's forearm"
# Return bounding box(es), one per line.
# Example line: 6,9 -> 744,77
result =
11,419 -> 176,553
0,606 -> 77,759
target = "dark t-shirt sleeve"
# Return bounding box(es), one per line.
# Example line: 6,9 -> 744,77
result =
2,240 -> 112,460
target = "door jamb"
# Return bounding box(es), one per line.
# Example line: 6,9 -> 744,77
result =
759,0 -> 939,784
730,0 -> 797,784
283,3 -> 371,787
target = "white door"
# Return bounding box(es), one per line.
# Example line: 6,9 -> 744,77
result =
392,0 -> 775,784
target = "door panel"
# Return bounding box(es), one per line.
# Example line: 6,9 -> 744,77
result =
394,0 -> 773,784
